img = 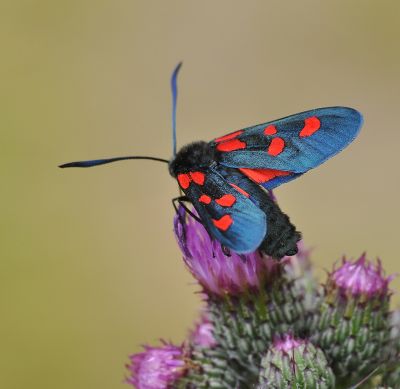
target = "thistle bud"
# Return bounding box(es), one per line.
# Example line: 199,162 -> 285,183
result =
189,313 -> 216,349
257,334 -> 335,389
311,254 -> 394,385
382,309 -> 400,387
126,342 -> 186,389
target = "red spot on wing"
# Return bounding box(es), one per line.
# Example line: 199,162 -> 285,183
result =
212,215 -> 233,231
190,171 -> 205,185
268,137 -> 285,156
264,125 -> 277,135
215,130 -> 244,143
199,194 -> 211,204
299,116 -> 321,137
177,173 -> 191,189
215,194 -> 236,207
239,168 -> 290,184
229,183 -> 250,198
216,139 -> 247,152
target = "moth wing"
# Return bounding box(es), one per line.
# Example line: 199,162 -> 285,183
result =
212,106 -> 362,175
177,168 -> 266,253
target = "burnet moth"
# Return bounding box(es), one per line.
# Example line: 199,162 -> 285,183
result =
60,63 -> 363,258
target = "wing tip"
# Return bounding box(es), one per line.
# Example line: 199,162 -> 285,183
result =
344,106 -> 363,126
320,106 -> 363,136
342,107 -> 364,137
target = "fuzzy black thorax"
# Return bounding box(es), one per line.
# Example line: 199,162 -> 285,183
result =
169,141 -> 217,177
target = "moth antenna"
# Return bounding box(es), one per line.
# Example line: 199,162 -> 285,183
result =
59,156 -> 169,168
171,62 -> 182,157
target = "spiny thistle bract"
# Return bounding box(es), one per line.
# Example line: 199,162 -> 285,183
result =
125,206 -> 397,389
381,309 -> 400,388
257,334 -> 335,389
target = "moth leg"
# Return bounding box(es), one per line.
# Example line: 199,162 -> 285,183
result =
268,189 -> 277,202
238,254 -> 247,263
221,245 -> 231,257
172,196 -> 226,258
171,196 -> 202,223
171,195 -> 187,213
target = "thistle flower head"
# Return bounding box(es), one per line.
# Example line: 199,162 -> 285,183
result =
126,342 -> 186,389
257,334 -> 335,388
190,313 -> 216,348
174,206 -> 280,296
331,253 -> 394,298
311,254 -> 394,383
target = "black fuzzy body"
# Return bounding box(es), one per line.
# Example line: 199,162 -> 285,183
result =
169,141 -> 300,259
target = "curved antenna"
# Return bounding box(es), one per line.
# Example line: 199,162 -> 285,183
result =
171,62 -> 182,157
60,65 -> 182,169
59,156 -> 169,168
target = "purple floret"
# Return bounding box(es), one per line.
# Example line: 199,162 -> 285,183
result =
332,253 -> 394,298
273,334 -> 305,353
126,342 -> 186,389
190,313 -> 216,348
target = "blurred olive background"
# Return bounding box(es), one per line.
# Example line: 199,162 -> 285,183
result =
2,1 -> 400,388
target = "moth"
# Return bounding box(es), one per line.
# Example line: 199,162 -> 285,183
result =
60,63 -> 363,259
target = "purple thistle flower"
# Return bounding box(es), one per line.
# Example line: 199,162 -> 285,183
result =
126,342 -> 186,389
190,313 -> 216,348
332,253 -> 394,298
173,206 -> 280,296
